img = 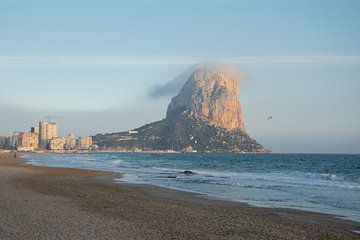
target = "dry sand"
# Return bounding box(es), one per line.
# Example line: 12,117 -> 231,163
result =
0,153 -> 359,240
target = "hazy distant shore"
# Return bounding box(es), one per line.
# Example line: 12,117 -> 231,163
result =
0,149 -> 271,154
0,153 -> 359,240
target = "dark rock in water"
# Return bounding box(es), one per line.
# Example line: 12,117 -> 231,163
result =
183,170 -> 195,175
93,64 -> 268,153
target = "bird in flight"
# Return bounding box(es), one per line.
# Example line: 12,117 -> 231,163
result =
267,116 -> 273,121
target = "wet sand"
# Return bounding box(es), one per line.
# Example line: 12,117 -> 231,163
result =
0,153 -> 359,240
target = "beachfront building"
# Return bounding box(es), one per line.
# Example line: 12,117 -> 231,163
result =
0,136 -> 6,149
65,133 -> 77,150
49,137 -> 66,150
39,121 -> 58,149
31,127 -> 39,135
17,131 -> 39,151
9,132 -> 21,149
77,136 -> 93,150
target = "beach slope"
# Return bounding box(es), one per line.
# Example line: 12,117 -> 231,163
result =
0,153 -> 359,240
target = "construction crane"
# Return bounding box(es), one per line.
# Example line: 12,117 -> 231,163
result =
45,115 -> 64,123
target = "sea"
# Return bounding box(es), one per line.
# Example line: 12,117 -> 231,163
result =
25,153 -> 360,222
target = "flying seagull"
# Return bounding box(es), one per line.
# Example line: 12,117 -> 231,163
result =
267,116 -> 273,121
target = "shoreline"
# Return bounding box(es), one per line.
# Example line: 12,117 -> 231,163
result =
1,153 -> 360,239
5,149 -> 359,155
17,153 -> 360,229
25,151 -> 360,224
122,179 -> 360,224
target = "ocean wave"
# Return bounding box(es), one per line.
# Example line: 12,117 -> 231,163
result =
149,167 -> 360,190
112,160 -> 124,167
24,153 -> 360,223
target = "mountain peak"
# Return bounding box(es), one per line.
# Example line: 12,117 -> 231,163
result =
167,65 -> 245,131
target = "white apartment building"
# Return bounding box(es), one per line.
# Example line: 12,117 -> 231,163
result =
39,121 -> 57,149
49,137 -> 66,151
65,133 -> 77,150
77,136 -> 93,150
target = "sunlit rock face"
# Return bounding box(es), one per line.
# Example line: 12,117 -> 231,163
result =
167,66 -> 245,131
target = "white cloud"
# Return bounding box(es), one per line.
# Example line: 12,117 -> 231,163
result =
0,54 -> 359,69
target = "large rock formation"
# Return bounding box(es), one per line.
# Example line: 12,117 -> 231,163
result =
167,67 -> 245,131
93,65 -> 267,153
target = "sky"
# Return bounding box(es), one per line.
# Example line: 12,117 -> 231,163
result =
0,0 -> 360,153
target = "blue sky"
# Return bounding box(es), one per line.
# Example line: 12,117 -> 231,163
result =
0,0 -> 360,153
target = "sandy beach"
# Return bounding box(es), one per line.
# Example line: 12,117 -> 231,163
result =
0,153 -> 359,240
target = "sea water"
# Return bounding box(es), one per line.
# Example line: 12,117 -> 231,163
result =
25,153 -> 360,222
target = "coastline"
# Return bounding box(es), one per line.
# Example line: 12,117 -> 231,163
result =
1,148 -> 271,154
1,153 -> 359,240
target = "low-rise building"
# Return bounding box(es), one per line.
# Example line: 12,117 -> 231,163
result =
17,132 -> 39,151
77,136 -> 92,150
49,137 -> 66,150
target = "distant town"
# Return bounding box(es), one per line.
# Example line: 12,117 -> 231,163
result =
0,120 -> 94,152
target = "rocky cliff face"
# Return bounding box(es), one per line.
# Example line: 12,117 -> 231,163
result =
167,67 -> 245,131
93,64 -> 267,152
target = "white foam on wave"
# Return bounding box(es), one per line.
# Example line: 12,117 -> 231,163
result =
112,160 -> 124,167
152,167 -> 186,172
149,167 -> 360,190
24,153 -> 360,223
